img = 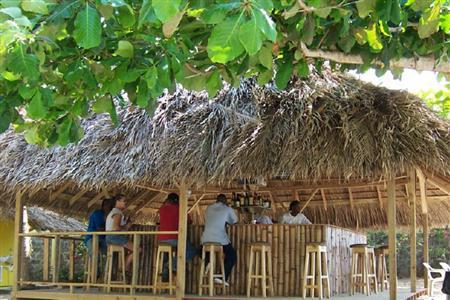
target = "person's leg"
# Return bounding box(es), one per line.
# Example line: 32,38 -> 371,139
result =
123,240 -> 134,271
186,240 -> 198,261
223,244 -> 237,282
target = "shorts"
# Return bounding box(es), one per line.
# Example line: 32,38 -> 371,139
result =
106,235 -> 128,246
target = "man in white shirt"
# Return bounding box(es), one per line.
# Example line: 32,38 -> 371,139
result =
279,200 -> 312,225
201,194 -> 238,285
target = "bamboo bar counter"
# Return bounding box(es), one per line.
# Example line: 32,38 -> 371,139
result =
135,224 -> 366,297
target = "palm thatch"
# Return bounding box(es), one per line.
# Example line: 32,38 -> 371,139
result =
0,69 -> 449,229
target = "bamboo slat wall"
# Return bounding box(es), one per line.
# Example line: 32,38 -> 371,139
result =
134,224 -> 366,296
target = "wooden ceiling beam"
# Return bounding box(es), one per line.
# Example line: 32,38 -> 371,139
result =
87,189 -> 109,208
134,192 -> 166,215
69,189 -> 88,207
300,188 -> 319,213
376,186 -> 383,209
188,194 -> 205,214
416,168 -> 428,214
348,188 -> 354,209
48,183 -> 71,204
127,190 -> 152,211
422,170 -> 450,195
320,189 -> 327,210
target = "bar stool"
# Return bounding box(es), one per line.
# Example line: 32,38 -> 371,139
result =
198,243 -> 226,296
375,245 -> 389,291
104,244 -> 126,293
349,244 -> 377,295
302,243 -> 330,299
246,242 -> 274,297
153,241 -> 176,295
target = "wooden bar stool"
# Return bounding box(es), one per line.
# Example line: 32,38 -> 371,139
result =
246,242 -> 274,297
198,243 -> 226,296
302,243 -> 330,299
375,245 -> 389,291
153,241 -> 176,295
349,244 -> 377,295
104,244 -> 126,293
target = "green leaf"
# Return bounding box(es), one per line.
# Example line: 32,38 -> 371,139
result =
56,116 -> 72,146
26,91 -> 47,119
136,79 -> 150,108
411,0 -> 433,11
101,0 -> 126,7
239,17 -> 263,55
24,126 -> 41,144
18,85 -> 37,99
152,0 -> 180,22
296,59 -> 309,78
207,14 -> 245,64
258,44 -> 273,69
390,0 -> 401,25
8,45 -> 40,80
73,4 -> 102,49
301,15 -> 315,45
257,69 -> 272,85
440,13 -> 450,34
114,40 -> 134,58
92,96 -> 118,125
116,5 -> 135,28
21,0 -> 48,14
353,28 -> 367,45
72,99 -> 88,117
356,0 -> 375,18
138,0 -> 158,28
275,60 -> 293,89
365,23 -> 383,52
337,36 -> 356,53
0,7 -> 22,18
206,69 -> 222,97
253,8 -> 277,42
418,3 -> 441,38
144,66 -> 158,89
255,0 -> 274,10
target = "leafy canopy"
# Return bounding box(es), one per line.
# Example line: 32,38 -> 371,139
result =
0,0 -> 448,146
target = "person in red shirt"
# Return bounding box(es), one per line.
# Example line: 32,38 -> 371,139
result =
158,193 -> 197,281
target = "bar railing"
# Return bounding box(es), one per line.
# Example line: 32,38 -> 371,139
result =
18,230 -> 178,294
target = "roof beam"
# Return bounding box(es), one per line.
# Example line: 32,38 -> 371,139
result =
69,189 -> 88,207
300,188 -> 319,213
49,183 -> 71,204
188,194 -> 205,214
348,188 -> 354,209
416,169 -> 428,214
127,190 -> 152,211
135,192 -> 166,215
320,189 -> 327,210
87,189 -> 109,208
376,186 -> 383,209
422,170 -> 450,195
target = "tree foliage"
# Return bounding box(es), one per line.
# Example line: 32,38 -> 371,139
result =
417,84 -> 450,120
0,0 -> 449,146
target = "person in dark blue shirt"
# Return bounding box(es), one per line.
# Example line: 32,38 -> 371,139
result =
85,198 -> 114,256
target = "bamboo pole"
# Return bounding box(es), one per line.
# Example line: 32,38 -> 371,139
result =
176,184 -> 189,299
51,236 -> 60,283
387,179 -> 397,300
43,238 -> 50,281
407,169 -> 417,292
423,213 -> 429,289
68,240 -> 75,281
12,191 -> 23,298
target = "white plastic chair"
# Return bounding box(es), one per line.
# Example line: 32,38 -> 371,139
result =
423,262 -> 445,296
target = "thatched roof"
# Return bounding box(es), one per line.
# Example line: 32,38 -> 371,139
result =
0,69 -> 449,229
1,207 -> 85,232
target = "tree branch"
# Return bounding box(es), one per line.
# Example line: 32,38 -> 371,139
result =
300,42 -> 450,73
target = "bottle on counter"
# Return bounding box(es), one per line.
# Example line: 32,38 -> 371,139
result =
235,194 -> 241,208
249,193 -> 254,206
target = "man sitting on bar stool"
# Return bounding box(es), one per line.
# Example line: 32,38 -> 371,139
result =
158,193 -> 198,282
201,194 -> 238,286
279,200 -> 312,224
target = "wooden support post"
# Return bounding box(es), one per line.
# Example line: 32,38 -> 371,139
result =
69,240 -> 75,281
387,179 -> 397,300
131,234 -> 140,294
423,213 -> 429,289
407,169 -> 417,292
91,235 -> 99,284
176,185 -> 189,299
51,236 -> 61,283
12,191 -> 23,298
43,238 -> 50,281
